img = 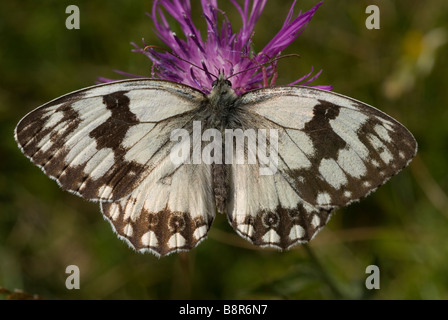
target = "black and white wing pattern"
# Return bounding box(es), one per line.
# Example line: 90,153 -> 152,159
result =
227,86 -> 417,249
15,79 -> 215,256
15,77 -> 417,257
100,161 -> 215,256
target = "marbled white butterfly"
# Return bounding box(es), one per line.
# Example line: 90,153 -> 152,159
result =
15,73 -> 417,257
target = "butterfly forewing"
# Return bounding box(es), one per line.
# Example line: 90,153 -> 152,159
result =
239,86 -> 417,209
15,80 -> 205,201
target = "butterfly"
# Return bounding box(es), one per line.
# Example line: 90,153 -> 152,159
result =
14,73 -> 417,257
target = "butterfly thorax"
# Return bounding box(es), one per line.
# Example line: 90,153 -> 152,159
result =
206,75 -> 238,128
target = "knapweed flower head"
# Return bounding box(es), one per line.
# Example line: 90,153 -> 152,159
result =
101,0 -> 331,94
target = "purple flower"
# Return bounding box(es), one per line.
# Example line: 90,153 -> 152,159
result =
100,0 -> 332,94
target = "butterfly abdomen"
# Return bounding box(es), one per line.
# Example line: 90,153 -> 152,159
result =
212,162 -> 229,214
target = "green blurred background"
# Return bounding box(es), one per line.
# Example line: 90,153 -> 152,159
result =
1,0 -> 447,299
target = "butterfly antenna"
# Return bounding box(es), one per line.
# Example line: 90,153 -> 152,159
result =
227,53 -> 301,86
143,45 -> 218,81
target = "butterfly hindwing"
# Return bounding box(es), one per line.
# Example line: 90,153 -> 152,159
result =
101,162 -> 216,257
15,79 -> 205,202
227,158 -> 333,249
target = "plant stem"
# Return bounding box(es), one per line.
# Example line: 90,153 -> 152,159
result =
303,244 -> 345,299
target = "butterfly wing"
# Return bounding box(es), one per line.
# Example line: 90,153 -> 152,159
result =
227,157 -> 333,249
227,86 -> 417,249
101,161 -> 215,256
15,79 -> 204,201
15,79 -> 216,255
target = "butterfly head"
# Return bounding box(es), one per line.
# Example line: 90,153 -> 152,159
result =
211,73 -> 232,89
208,72 -> 238,105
